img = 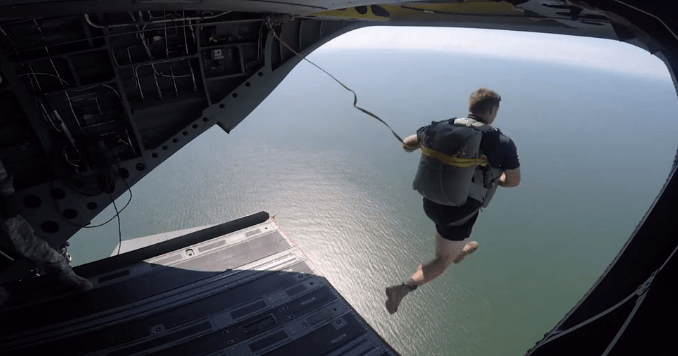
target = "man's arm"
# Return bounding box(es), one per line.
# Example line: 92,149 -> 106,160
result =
498,167 -> 521,187
403,134 -> 420,152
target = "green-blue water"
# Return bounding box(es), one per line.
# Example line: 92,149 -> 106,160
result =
70,49 -> 678,356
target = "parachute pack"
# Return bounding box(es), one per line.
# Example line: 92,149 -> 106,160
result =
412,118 -> 501,207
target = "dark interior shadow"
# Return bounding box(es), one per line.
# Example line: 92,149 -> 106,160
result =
0,211 -> 400,356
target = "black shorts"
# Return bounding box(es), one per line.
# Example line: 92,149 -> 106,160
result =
423,197 -> 483,241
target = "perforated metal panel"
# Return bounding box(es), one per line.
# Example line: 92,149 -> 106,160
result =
0,214 -> 400,356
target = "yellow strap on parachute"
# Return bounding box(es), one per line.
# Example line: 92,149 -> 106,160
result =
420,146 -> 488,168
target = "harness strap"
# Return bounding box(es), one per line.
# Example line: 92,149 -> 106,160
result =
468,168 -> 489,202
420,146 -> 488,168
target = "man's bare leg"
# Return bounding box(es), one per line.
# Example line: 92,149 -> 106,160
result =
385,234 -> 479,314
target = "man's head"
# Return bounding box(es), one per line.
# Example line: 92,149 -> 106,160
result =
468,88 -> 501,124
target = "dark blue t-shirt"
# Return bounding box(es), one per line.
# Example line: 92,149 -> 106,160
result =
417,116 -> 520,171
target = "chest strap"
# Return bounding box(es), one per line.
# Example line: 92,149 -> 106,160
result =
420,146 -> 488,168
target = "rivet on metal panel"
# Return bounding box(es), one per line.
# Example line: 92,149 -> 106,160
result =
186,248 -> 194,257
62,209 -> 77,219
41,221 -> 59,233
23,194 -> 42,208
332,317 -> 348,330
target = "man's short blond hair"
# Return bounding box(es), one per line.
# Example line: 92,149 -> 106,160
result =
468,88 -> 501,117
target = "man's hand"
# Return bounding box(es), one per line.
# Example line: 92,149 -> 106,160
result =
498,167 -> 521,187
403,134 -> 420,152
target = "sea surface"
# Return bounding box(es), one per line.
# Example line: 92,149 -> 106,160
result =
70,48 -> 678,356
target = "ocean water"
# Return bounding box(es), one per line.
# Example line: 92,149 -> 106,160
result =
70,49 -> 678,356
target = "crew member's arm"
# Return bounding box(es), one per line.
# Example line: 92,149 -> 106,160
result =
402,134 -> 420,152
498,167 -> 521,187
0,157 -> 19,217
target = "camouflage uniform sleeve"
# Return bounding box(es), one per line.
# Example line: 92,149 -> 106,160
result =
0,159 -> 15,196
0,158 -> 91,291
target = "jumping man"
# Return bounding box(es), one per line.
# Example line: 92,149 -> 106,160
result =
385,88 -> 521,314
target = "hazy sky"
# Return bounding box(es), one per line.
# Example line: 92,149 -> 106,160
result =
318,27 -> 671,80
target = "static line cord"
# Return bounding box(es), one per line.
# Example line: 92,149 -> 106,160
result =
267,25 -> 405,145
81,179 -> 133,229
55,174 -> 133,230
111,195 -> 122,256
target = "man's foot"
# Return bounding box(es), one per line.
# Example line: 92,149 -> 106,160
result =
58,268 -> 93,292
453,241 -> 479,264
385,283 -> 410,314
